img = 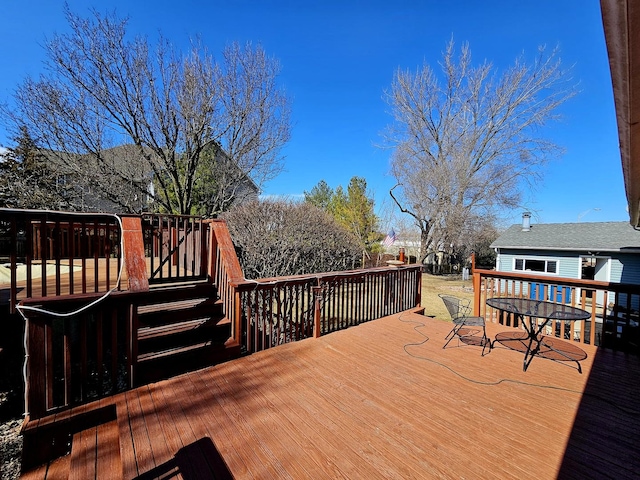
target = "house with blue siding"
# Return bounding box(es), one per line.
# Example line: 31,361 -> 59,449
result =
491,214 -> 640,309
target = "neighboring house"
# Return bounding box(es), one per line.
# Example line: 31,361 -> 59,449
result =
44,143 -> 259,214
491,213 -> 640,308
45,144 -> 153,213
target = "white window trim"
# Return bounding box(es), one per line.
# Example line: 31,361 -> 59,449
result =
512,255 -> 559,275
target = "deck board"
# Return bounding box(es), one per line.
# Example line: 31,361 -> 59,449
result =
124,389 -> 153,476
114,392 -> 137,479
22,309 -> 640,479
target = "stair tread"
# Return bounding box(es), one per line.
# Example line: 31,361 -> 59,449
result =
138,318 -> 211,341
217,317 -> 231,326
138,341 -> 214,362
138,297 -> 215,315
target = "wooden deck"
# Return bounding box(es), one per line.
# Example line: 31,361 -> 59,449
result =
22,309 -> 640,479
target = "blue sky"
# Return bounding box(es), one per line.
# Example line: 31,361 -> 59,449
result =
0,0 -> 628,228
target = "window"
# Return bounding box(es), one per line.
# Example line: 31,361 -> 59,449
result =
514,257 -> 558,274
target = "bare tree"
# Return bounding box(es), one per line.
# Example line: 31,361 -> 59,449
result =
384,39 -> 575,263
7,7 -> 290,215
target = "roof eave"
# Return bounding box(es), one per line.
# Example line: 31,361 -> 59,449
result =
601,0 -> 640,228
493,245 -> 640,254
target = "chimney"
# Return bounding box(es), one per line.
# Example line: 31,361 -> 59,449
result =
522,212 -> 531,231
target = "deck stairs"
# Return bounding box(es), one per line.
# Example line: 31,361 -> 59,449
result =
136,281 -> 238,384
20,280 -> 240,476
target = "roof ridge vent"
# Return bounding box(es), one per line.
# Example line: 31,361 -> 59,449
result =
522,212 -> 531,232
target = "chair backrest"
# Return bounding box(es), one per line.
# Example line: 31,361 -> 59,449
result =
438,294 -> 471,321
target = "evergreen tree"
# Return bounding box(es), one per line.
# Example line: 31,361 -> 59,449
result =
0,127 -> 71,210
305,177 -> 381,256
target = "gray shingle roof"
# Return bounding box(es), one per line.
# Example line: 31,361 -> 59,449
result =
490,222 -> 640,252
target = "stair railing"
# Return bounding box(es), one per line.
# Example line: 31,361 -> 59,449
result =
206,219 -> 245,347
142,213 -> 208,284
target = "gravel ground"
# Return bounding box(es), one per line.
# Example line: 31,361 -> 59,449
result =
1,312 -> 26,480
0,414 -> 22,480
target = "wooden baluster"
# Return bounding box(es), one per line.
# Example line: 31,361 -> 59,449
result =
94,219 -> 99,292
313,285 -> 322,338
68,220 -> 75,295
245,298 -> 253,354
40,218 -> 47,298
55,219 -> 61,296
105,221 -> 111,290
80,316 -> 87,402
27,315 -> 46,418
26,217 -> 33,299
111,309 -> 118,393
96,310 -> 104,396
81,220 -> 87,294
9,216 -> 17,313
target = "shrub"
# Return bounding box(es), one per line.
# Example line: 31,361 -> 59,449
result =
223,199 -> 362,279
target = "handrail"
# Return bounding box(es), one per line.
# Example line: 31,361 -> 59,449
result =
206,219 -> 245,346
473,268 -> 640,352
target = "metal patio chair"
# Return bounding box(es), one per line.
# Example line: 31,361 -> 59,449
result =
439,294 -> 491,355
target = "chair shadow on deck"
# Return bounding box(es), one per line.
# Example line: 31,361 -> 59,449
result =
134,437 -> 233,480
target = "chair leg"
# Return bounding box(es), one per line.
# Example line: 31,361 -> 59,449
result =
443,324 -> 463,349
481,325 -> 491,356
444,325 -> 457,340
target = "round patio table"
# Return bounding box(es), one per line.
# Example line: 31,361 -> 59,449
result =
485,297 -> 591,373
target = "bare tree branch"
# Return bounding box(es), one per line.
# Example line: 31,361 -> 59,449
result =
5,7 -> 291,215
382,39 -> 576,262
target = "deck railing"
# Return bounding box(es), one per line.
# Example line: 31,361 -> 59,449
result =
9,208 -> 424,421
0,209 -> 123,312
21,287 -> 207,418
21,292 -> 136,419
206,219 -> 245,347
473,268 -> 640,353
142,213 -> 208,284
206,219 -> 422,352
236,265 -> 423,354
0,210 -> 212,311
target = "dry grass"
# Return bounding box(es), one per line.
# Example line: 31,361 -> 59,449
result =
420,272 -> 475,321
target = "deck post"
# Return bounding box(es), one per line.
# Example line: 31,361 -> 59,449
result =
313,285 -> 323,338
121,216 -> 149,292
472,270 -> 482,317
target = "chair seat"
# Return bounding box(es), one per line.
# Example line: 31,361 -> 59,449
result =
439,293 -> 490,355
453,316 -> 485,327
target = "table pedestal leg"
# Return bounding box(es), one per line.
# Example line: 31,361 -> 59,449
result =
521,317 -> 548,372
